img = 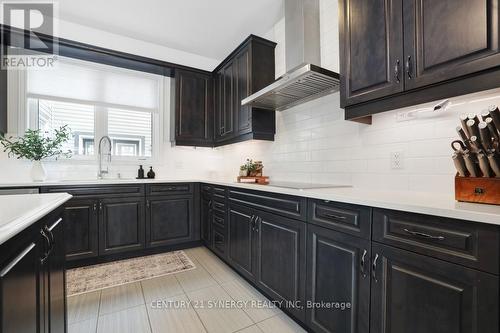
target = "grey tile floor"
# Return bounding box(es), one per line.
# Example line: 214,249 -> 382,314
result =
67,246 -> 306,333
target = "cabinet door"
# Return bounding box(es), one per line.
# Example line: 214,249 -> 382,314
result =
99,197 -> 146,256
403,0 -> 500,90
175,69 -> 213,146
227,203 -> 256,281
235,48 -> 252,135
146,195 -> 194,248
254,209 -> 306,321
0,241 -> 39,333
215,61 -> 235,142
63,198 -> 99,261
47,217 -> 66,333
201,194 -> 212,245
339,0 -> 404,106
370,243 -> 499,333
306,224 -> 370,333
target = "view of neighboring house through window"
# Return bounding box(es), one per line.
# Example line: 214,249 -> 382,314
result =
25,56 -> 161,161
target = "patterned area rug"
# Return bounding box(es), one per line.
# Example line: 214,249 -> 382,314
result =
66,250 -> 196,296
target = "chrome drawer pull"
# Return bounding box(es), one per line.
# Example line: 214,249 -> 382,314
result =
360,249 -> 368,278
403,228 -> 445,241
324,213 -> 347,220
1,243 -> 36,277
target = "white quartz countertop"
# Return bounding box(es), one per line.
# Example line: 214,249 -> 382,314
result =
0,193 -> 72,246
1,178 -> 499,225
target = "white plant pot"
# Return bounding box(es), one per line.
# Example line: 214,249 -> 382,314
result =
31,161 -> 47,182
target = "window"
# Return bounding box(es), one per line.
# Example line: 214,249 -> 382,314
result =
24,57 -> 163,161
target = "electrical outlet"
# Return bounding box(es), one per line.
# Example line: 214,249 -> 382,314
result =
390,151 -> 404,169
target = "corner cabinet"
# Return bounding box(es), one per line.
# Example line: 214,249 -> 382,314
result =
174,69 -> 213,147
340,0 -> 500,120
214,35 -> 276,146
0,207 -> 67,333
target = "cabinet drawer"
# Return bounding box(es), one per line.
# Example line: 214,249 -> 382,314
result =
212,211 -> 225,229
308,199 -> 371,239
147,183 -> 193,196
212,200 -> 226,213
373,209 -> 500,274
228,188 -> 307,221
212,225 -> 226,258
41,185 -> 144,197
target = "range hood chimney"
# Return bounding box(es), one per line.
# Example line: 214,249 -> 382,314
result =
241,0 -> 340,111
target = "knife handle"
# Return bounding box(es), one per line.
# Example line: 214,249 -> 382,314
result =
463,153 -> 480,177
459,114 -> 470,137
488,105 -> 500,134
477,152 -> 492,178
488,153 -> 500,177
485,118 -> 499,142
479,122 -> 492,151
469,136 -> 482,153
467,119 -> 480,139
452,153 -> 468,177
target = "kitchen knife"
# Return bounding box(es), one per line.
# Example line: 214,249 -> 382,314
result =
478,122 -> 493,151
455,126 -> 472,150
488,153 -> 500,177
466,119 -> 480,139
477,152 -> 492,177
488,105 -> 500,133
469,135 -> 482,152
452,153 -> 468,177
459,114 -> 470,137
485,117 -> 499,142
463,152 -> 480,177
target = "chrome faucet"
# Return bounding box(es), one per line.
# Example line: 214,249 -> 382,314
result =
97,136 -> 112,179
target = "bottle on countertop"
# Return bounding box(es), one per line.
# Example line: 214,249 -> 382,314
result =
147,166 -> 155,179
137,165 -> 145,179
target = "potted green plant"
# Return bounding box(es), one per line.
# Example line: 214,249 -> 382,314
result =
0,125 -> 72,181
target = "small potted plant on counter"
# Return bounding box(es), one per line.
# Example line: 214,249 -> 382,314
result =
0,125 -> 72,181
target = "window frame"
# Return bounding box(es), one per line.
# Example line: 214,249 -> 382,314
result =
8,57 -> 167,165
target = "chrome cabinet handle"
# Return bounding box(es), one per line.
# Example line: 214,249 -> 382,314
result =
0,243 -> 36,277
360,249 -> 368,278
99,202 -> 103,211
255,216 -> 261,233
406,56 -> 412,79
324,213 -> 347,220
250,215 -> 256,231
394,59 -> 400,83
40,229 -> 51,264
372,254 -> 379,283
403,228 -> 445,241
146,200 -> 150,209
93,203 -> 97,211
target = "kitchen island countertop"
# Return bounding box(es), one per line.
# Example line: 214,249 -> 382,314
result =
0,193 -> 72,246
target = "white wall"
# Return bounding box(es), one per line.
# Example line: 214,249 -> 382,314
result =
210,0 -> 500,194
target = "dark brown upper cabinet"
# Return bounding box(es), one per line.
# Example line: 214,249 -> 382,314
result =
339,0 -> 404,107
174,69 -> 213,147
340,0 -> 500,121
214,35 -> 276,146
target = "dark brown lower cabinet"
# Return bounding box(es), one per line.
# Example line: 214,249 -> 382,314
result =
0,241 -> 40,333
62,198 -> 98,261
227,203 -> 256,281
99,197 -> 146,256
254,209 -> 306,321
306,224 -> 370,333
370,242 -> 499,333
146,195 -> 195,247
0,208 -> 66,333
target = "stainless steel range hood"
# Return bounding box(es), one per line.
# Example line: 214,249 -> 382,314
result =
241,0 -> 340,112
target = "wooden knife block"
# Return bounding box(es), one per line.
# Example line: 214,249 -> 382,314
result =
455,176 -> 500,205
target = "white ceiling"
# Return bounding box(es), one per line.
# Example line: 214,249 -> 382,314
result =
58,0 -> 284,60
